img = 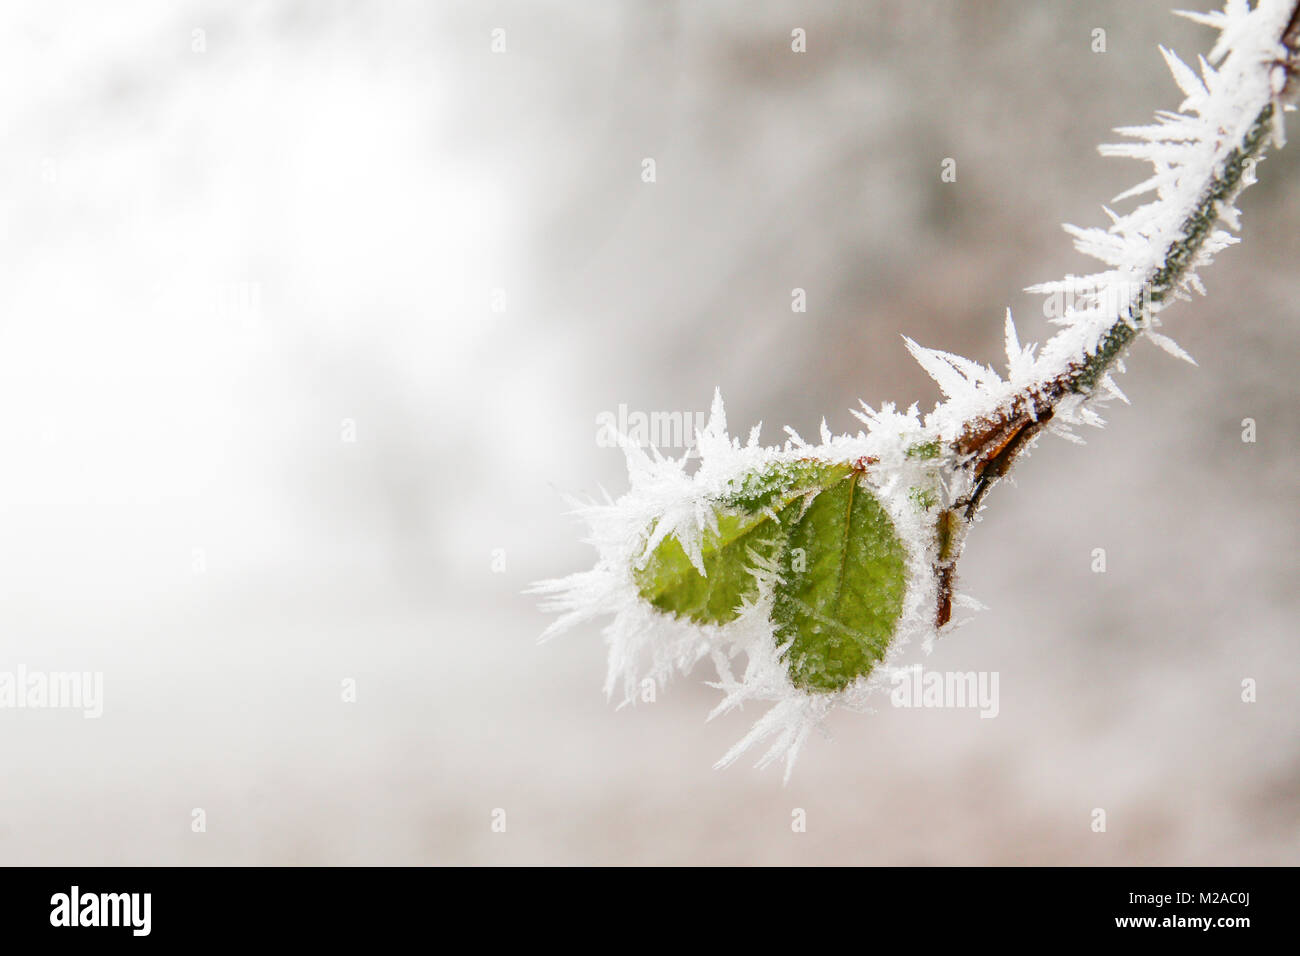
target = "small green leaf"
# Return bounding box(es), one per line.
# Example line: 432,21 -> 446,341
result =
908,486 -> 937,510
906,439 -> 941,459
634,461 -> 850,625
719,459 -> 852,511
774,475 -> 908,692
633,505 -> 796,624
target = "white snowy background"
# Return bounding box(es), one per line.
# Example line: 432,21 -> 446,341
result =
0,0 -> 1296,864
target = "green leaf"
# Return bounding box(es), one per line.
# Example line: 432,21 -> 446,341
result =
718,459 -> 853,511
633,506 -> 795,624
633,461 -> 910,694
773,475 -> 908,693
633,461 -> 851,625
906,439 -> 941,459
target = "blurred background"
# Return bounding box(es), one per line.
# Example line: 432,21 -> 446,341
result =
0,0 -> 1296,865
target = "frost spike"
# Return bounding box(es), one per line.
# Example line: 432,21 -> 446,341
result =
1146,331 -> 1199,365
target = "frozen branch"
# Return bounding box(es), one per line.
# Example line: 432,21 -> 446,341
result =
535,1 -> 1300,777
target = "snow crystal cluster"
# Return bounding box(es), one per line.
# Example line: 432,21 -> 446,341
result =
534,0 -> 1294,777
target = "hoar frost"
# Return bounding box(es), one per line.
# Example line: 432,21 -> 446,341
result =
533,0 -> 1298,777
533,392 -> 952,777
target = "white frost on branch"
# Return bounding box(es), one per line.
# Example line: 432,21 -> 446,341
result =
532,390 -> 944,778
917,0 -> 1293,445
534,1 -> 1293,776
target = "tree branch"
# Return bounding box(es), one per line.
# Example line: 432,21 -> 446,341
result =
952,0 -> 1300,523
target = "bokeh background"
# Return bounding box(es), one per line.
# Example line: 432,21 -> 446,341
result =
1,0 -> 1296,864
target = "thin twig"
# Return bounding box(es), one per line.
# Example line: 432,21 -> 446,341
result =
953,1 -> 1300,522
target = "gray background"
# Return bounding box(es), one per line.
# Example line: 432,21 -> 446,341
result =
0,0 -> 1296,864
